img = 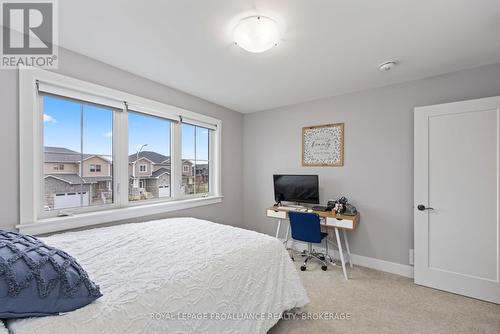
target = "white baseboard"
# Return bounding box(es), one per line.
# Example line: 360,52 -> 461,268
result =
287,240 -> 414,279
348,253 -> 414,278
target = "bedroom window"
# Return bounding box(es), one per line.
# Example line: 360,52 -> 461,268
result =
20,68 -> 222,234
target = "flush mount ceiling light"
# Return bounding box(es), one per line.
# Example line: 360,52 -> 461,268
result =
233,16 -> 281,53
378,61 -> 398,72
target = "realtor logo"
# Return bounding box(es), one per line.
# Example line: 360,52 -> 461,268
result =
1,0 -> 58,69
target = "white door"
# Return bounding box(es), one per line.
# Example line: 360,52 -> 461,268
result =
414,96 -> 500,304
414,97 -> 500,303
158,185 -> 170,198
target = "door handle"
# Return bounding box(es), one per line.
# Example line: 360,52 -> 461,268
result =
417,204 -> 434,211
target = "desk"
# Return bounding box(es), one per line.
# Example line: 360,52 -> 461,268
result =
266,206 -> 360,280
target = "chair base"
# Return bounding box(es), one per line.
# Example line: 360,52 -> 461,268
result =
290,243 -> 335,271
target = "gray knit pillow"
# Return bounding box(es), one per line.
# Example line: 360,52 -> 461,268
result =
0,230 -> 102,318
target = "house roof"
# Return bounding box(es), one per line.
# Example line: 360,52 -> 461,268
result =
129,151 -> 170,164
45,174 -> 111,185
44,147 -> 111,163
151,167 -> 170,178
45,174 -> 90,185
83,176 -> 113,183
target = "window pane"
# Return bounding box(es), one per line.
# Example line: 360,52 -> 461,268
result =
181,123 -> 195,160
128,111 -> 171,202
195,126 -> 209,160
182,123 -> 210,195
181,123 -> 195,195
43,95 -> 114,211
83,104 -> 113,207
195,161 -> 209,193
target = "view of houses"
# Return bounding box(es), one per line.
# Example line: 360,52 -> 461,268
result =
44,146 -> 209,210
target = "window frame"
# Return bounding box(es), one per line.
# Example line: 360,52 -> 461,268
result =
19,67 -> 222,235
89,164 -> 102,172
139,164 -> 147,173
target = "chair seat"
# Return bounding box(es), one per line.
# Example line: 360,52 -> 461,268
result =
321,232 -> 328,240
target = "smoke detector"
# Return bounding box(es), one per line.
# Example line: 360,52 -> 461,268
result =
378,61 -> 398,72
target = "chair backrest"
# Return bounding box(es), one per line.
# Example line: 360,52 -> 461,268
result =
288,211 -> 322,243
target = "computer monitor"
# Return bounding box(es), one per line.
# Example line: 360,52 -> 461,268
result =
273,174 -> 319,204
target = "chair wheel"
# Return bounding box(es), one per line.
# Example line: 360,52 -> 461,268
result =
300,265 -> 307,271
291,256 -> 295,262
321,265 -> 327,271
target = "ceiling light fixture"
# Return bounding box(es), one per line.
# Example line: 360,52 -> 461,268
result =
378,61 -> 398,72
233,16 -> 281,53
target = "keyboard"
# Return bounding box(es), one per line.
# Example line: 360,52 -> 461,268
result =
277,206 -> 306,211
312,206 -> 328,211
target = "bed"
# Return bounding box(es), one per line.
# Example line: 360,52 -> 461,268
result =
7,217 -> 309,334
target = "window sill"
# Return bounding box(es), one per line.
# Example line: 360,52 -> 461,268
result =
17,195 -> 223,235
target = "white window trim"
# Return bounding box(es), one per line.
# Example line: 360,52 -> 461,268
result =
19,67 -> 223,235
139,164 -> 147,172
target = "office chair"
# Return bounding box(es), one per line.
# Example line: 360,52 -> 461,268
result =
288,211 -> 333,271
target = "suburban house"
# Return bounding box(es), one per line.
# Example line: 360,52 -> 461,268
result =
44,146 -> 112,210
128,151 -> 209,199
128,151 -> 171,200
44,147 -> 209,210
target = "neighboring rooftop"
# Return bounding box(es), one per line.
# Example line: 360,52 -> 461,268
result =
44,147 -> 111,163
44,174 -> 112,185
129,151 -> 170,164
151,167 -> 170,178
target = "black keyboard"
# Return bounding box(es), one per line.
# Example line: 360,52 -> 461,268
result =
312,206 -> 328,211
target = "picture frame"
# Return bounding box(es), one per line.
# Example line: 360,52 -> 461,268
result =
302,123 -> 344,167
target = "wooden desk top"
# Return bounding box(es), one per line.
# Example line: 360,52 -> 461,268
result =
267,206 -> 360,230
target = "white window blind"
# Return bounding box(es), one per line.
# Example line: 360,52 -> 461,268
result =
37,81 -> 125,110
181,116 -> 217,130
126,103 -> 180,123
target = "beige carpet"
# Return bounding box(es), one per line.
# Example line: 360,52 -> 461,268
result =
269,261 -> 500,334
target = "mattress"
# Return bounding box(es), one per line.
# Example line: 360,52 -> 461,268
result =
8,217 -> 309,334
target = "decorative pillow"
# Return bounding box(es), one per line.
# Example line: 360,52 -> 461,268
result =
0,230 -> 102,318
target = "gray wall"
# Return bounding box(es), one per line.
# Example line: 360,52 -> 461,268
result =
243,62 -> 500,266
0,47 -> 244,231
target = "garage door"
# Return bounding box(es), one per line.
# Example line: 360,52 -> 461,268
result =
54,192 -> 89,209
158,186 -> 170,198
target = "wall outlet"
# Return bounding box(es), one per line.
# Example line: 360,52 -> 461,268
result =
409,249 -> 414,265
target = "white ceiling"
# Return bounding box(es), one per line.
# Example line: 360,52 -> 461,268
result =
58,0 -> 500,113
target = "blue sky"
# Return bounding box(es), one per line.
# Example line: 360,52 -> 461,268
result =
43,95 -> 209,160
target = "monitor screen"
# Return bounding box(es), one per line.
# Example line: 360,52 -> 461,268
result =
273,174 -> 319,204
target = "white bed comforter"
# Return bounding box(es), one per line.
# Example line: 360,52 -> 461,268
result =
8,218 -> 309,334
0,322 -> 7,334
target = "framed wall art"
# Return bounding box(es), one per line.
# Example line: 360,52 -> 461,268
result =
302,123 -> 344,166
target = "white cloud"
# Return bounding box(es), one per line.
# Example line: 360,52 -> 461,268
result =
43,114 -> 56,123
104,131 -> 113,137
